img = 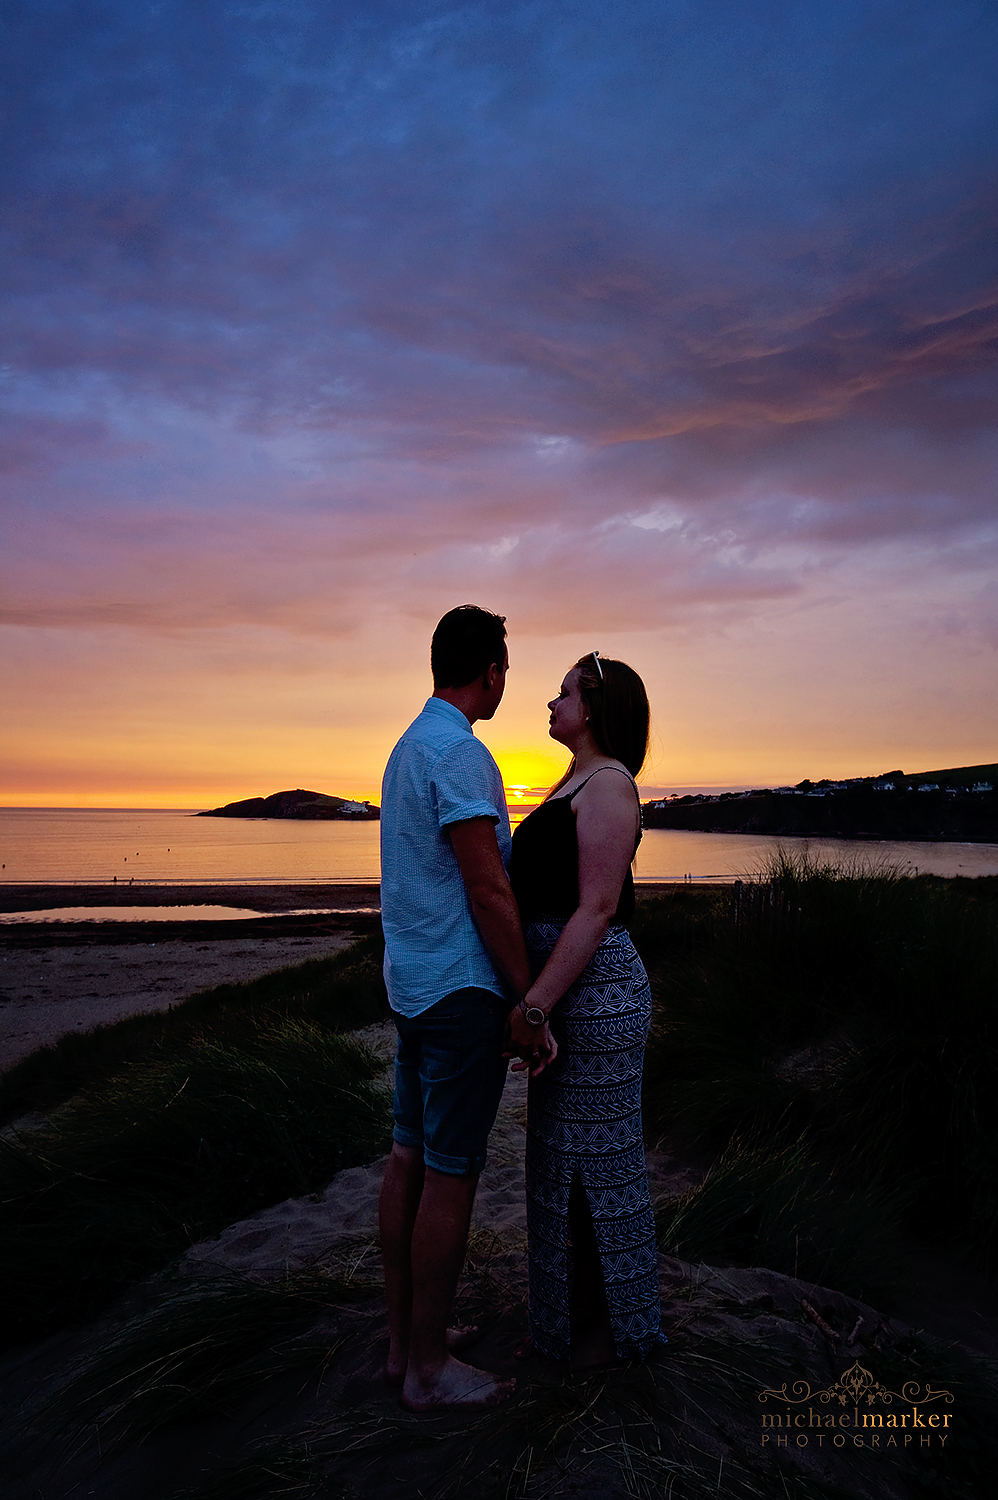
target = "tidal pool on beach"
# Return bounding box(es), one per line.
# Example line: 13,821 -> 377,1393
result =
0,905 -> 379,924
0,905 -> 269,924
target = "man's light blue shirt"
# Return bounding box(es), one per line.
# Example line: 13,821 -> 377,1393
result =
380,697 -> 512,1017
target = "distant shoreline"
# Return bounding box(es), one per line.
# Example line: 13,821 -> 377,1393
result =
0,879 -> 699,919
642,788 -> 998,843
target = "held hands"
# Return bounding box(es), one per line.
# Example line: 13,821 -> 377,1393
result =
503,1002 -> 558,1077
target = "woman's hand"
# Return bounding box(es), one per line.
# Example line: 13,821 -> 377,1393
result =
504,1003 -> 558,1075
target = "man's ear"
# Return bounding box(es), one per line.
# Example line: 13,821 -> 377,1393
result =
482,660 -> 498,689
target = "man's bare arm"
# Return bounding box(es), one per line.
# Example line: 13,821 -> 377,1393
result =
447,818 -> 557,1074
446,817 -> 532,998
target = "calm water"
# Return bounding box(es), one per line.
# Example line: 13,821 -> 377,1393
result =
2,807 -> 997,885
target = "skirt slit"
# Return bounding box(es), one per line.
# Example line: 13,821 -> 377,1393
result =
524,921 -> 664,1363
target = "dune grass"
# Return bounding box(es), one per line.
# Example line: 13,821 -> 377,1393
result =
162,1318 -> 990,1500
9,1231 -> 993,1500
167,1347 -> 850,1500
171,1450 -> 331,1500
0,931 -> 390,1124
8,1271 -> 356,1473
0,1011 -> 392,1347
655,1133 -> 909,1306
638,853 -> 998,1290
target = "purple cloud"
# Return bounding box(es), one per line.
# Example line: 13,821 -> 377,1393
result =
1,0 -> 996,775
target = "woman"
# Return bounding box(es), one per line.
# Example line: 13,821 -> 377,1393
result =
508,651 -> 663,1368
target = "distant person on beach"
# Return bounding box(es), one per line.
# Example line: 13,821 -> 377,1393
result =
378,605 -> 557,1412
508,652 -> 664,1368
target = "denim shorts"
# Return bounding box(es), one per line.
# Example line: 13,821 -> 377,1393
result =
391,987 -> 510,1176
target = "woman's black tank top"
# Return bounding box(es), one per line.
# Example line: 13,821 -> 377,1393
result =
510,767 -> 640,924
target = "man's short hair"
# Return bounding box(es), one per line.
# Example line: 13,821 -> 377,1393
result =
431,605 -> 508,688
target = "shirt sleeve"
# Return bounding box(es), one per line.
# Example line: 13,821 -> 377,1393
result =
434,737 -> 503,830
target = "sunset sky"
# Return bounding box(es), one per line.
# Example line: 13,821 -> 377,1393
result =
3,0 -> 997,807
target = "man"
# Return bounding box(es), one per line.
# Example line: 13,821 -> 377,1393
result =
378,604 -> 556,1411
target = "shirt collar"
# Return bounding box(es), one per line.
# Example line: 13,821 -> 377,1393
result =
423,696 -> 474,732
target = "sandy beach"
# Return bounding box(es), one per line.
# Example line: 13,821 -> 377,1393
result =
0,883 -> 381,1072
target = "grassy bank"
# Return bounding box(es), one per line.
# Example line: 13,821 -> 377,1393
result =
636,858 -> 998,1297
1,937 -> 393,1348
8,1256 -> 992,1500
0,932 -> 390,1124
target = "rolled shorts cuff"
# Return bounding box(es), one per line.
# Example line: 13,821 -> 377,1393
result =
390,1124 -> 489,1176
424,1143 -> 489,1176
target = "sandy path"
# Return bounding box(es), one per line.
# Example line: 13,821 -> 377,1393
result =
183,1021 -> 701,1279
183,1023 -> 532,1277
0,933 -> 356,1071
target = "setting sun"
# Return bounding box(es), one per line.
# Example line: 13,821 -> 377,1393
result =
492,748 -> 569,801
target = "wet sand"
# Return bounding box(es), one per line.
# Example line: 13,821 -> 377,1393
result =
0,882 -> 382,917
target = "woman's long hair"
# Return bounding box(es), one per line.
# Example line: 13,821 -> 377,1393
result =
547,653 -> 650,797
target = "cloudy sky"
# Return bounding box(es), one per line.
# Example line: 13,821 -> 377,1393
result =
3,0 -> 996,805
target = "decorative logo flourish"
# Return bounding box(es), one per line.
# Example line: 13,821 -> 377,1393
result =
759,1361 -> 954,1409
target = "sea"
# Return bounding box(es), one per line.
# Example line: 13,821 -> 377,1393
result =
2,807 -> 998,886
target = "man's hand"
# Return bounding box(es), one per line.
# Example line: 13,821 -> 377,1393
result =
504,1004 -> 558,1076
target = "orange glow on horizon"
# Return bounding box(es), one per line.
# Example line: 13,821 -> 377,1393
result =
4,612 -> 996,811
491,747 -> 569,797
0,784 -> 385,811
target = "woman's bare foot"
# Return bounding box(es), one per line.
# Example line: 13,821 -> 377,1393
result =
514,1335 -> 535,1361
384,1324 -> 481,1387
401,1354 -> 516,1412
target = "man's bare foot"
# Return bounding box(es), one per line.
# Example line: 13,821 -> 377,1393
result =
400,1354 -> 516,1412
383,1325 -> 481,1387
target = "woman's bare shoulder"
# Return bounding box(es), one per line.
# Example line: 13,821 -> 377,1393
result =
574,762 -> 638,805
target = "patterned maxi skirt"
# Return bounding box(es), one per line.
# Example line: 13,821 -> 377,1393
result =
525,921 -> 663,1361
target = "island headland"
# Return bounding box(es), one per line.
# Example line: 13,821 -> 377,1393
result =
643,761 -> 998,841
197,788 -> 379,820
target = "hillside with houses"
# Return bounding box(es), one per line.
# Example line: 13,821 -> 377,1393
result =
642,764 -> 998,841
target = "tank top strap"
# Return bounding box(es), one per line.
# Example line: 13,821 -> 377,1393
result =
567,765 -> 640,802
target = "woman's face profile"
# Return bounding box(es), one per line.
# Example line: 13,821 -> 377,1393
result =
548,666 -> 588,748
